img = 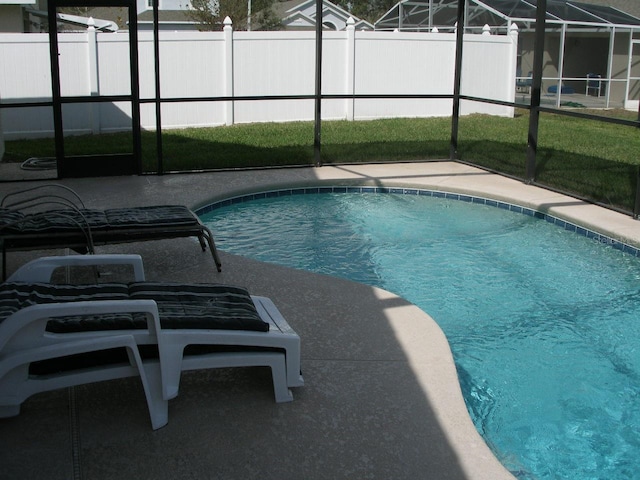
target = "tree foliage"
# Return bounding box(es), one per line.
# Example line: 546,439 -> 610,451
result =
332,0 -> 397,23
187,0 -> 282,31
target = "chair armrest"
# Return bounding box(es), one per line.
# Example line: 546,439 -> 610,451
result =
7,254 -> 146,283
0,334 -> 140,377
0,299 -> 161,352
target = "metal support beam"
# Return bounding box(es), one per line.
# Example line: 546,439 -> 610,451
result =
47,0 -> 141,178
129,2 -> 141,175
525,0 -> 546,182
449,0 -> 465,160
47,1 -> 64,179
605,27 -> 615,108
314,0 -> 323,167
556,23 -> 566,108
635,166 -> 640,218
153,0 -> 163,174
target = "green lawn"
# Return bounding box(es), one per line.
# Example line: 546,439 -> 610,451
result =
4,109 -> 640,212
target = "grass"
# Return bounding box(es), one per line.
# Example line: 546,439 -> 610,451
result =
4,109 -> 640,212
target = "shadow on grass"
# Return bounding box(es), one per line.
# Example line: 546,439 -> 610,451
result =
4,128 -> 637,215
459,139 -> 637,213
150,133 -> 452,171
153,137 -> 315,171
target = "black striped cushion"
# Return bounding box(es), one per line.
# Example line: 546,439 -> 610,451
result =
104,206 -> 198,228
0,282 -> 129,309
0,282 -> 132,332
0,282 -> 268,333
0,208 -> 26,232
0,209 -> 108,233
128,283 -> 269,331
1,206 -> 197,234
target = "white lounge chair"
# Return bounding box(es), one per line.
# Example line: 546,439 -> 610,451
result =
0,298 -> 168,430
0,184 -> 222,279
0,255 -> 302,428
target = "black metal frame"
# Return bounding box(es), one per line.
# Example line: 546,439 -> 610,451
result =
1,1 -> 640,217
47,0 -> 141,178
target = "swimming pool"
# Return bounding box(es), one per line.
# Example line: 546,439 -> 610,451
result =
199,187 -> 640,479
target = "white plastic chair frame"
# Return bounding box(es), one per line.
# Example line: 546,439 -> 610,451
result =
0,299 -> 168,430
1,254 -> 302,428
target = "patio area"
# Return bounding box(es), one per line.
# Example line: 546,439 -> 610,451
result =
2,162 -> 640,480
515,91 -> 623,109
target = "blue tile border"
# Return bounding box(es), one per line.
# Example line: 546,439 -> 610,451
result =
195,186 -> 640,258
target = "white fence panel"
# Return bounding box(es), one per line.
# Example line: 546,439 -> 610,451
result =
56,33 -> 97,135
354,31 -> 456,119
461,29 -> 517,117
232,31 -> 317,124
0,34 -> 53,138
145,31 -> 227,129
321,31 -> 350,120
96,33 -> 132,96
58,34 -> 91,97
0,34 -> 52,99
0,26 -> 518,141
93,33 -> 133,133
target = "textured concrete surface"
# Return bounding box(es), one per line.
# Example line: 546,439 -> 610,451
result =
2,162 -> 639,480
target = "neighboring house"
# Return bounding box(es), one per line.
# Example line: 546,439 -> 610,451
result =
0,0 -> 36,32
275,0 -> 373,31
1,0 -> 129,32
1,0 -> 374,33
137,0 -> 375,32
133,0 -> 200,30
581,0 -> 640,18
136,9 -> 199,30
374,0 -> 640,107
0,0 -> 199,32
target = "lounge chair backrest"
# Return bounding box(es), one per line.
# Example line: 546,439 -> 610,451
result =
1,184 -> 85,212
0,282 -> 134,336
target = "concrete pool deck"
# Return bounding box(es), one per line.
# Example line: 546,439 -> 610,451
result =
2,162 -> 640,480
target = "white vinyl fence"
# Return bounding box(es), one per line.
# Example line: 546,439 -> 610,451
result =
0,20 -> 519,141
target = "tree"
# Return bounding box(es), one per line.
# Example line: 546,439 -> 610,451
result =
333,0 -> 397,23
187,0 -> 282,31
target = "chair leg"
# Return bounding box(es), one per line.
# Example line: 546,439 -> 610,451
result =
0,364 -> 28,418
123,340 -> 168,430
266,354 -> 294,403
197,235 -> 207,252
200,225 -> 222,272
177,351 -> 295,403
138,362 -> 169,430
157,343 -> 185,401
2,244 -> 7,281
0,404 -> 21,417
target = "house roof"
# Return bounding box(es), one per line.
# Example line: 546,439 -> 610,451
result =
578,0 -> 640,19
280,0 -> 374,30
25,7 -> 120,31
136,10 -> 195,23
374,0 -> 640,32
62,1 -> 370,31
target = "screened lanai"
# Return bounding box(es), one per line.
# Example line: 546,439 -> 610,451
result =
375,0 -> 640,33
375,0 -> 640,108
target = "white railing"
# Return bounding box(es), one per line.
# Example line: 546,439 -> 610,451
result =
0,20 -> 518,141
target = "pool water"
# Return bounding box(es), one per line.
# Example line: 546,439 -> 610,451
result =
200,191 -> 640,479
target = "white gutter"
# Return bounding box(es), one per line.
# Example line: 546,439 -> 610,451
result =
26,8 -> 119,32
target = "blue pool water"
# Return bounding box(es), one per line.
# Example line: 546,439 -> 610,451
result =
199,189 -> 640,479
